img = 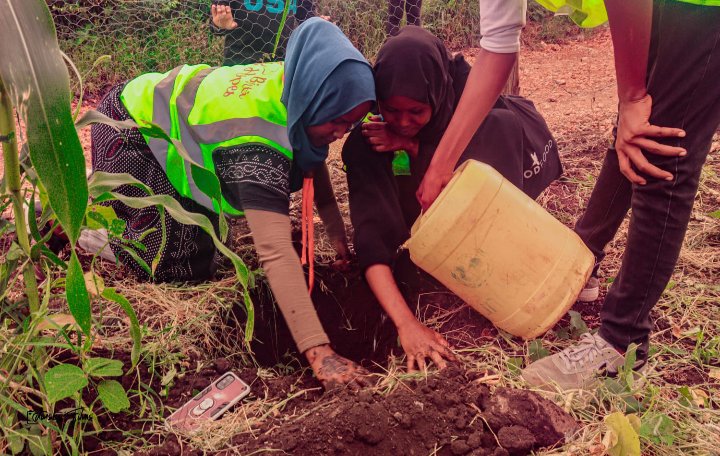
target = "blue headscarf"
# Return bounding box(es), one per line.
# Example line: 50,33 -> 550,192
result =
282,17 -> 375,173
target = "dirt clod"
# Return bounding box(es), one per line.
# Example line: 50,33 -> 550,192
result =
482,388 -> 579,448
213,357 -> 231,372
498,426 -> 536,455
451,439 -> 472,455
234,368 -> 575,455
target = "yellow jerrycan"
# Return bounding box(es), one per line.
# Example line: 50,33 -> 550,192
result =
405,160 -> 594,339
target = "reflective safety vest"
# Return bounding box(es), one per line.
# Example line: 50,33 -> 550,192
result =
537,0 -> 719,29
120,62 -> 292,216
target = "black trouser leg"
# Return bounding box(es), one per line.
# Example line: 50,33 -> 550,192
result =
574,148 -> 633,277
386,0 -> 404,36
595,0 -> 720,357
405,0 -> 422,26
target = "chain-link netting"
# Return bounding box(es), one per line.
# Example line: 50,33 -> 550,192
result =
47,0 -> 480,94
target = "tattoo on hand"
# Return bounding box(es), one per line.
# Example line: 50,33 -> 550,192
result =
318,354 -> 350,377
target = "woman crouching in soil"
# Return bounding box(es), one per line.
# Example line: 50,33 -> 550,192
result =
86,18 -> 375,389
342,26 -> 562,370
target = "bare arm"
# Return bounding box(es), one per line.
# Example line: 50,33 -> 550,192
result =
415,50 -> 517,210
604,0 -> 686,184
365,264 -> 455,371
244,209 -> 369,388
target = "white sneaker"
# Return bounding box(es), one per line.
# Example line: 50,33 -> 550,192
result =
577,276 -> 600,302
521,333 -> 646,391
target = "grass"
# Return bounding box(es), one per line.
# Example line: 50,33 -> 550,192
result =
82,154 -> 719,453
3,3 -> 717,454
52,0 -> 583,95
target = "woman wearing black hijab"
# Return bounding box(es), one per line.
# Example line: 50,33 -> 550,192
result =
342,26 -> 561,370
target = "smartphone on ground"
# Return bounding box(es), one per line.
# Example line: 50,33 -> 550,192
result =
166,372 -> 250,432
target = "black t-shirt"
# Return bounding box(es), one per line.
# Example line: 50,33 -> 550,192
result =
210,0 -> 315,66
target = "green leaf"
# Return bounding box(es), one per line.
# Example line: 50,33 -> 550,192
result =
27,433 -> 52,456
639,413 -> 675,446
622,344 -> 638,387
88,171 -> 153,198
604,412 -> 641,456
528,339 -> 550,362
708,210 -> 720,219
243,290 -> 255,343
45,364 -> 88,403
75,108 -> 138,132
120,244 -> 152,277
97,191 -> 249,288
66,250 -> 91,335
84,357 -> 124,378
506,356 -> 523,375
86,204 -> 118,231
97,380 -> 130,413
8,431 -> 24,454
161,365 -> 177,386
101,287 -> 142,368
568,310 -> 589,336
134,121 -> 228,241
0,0 -> 89,245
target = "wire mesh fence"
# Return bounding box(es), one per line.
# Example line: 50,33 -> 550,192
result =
47,0 -> 480,94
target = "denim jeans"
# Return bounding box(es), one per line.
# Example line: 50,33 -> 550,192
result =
574,0 -> 720,358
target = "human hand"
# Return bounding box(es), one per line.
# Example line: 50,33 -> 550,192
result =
615,94 -> 686,185
416,164 -> 452,211
211,4 -> 238,30
361,116 -> 409,153
397,319 -> 456,372
330,238 -> 352,272
306,344 -> 373,390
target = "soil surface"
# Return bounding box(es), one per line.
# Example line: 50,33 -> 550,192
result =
226,365 -> 577,456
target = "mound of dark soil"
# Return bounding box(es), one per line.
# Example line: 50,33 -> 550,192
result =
230,366 -> 578,456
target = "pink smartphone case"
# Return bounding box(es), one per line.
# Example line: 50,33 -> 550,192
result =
166,372 -> 250,432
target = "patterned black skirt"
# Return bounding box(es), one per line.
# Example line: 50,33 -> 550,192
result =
90,84 -> 221,282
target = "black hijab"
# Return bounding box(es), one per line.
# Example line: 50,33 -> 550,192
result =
373,26 -> 471,151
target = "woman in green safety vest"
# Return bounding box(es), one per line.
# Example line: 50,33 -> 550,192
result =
342,26 -> 561,371
88,18 -> 375,389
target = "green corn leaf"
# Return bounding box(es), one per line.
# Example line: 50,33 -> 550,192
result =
75,108 -> 137,132
45,364 -> 88,403
0,0 -> 88,245
88,171 -> 153,197
273,0 -> 292,58
102,287 -> 142,368
120,245 -> 152,277
96,191 -> 249,288
134,121 -> 229,241
66,250 -> 91,335
97,380 -> 130,413
79,113 -> 230,241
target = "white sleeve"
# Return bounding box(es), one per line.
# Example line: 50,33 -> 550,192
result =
479,0 -> 527,54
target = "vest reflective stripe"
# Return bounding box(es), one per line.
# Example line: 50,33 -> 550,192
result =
146,66 -> 182,177
175,68 -> 215,210
121,63 -> 291,215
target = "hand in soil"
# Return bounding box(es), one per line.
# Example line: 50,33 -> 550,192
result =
330,238 -> 352,272
615,94 -> 686,185
306,344 -> 373,390
397,319 -> 456,372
